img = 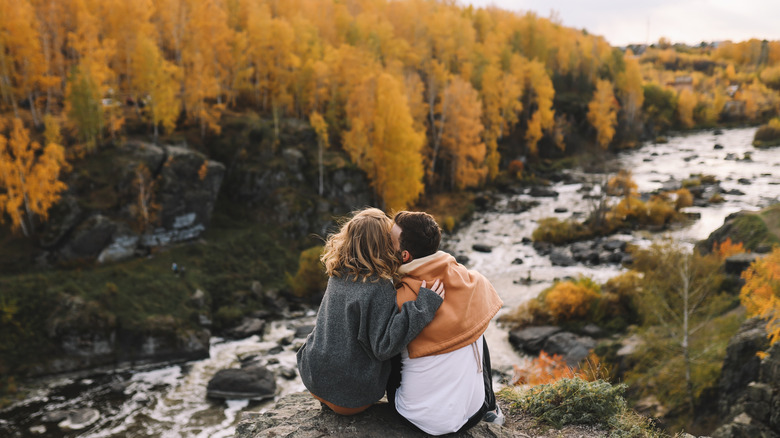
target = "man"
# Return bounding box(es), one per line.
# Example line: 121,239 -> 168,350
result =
387,211 -> 504,435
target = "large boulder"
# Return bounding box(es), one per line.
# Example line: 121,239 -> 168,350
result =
508,326 -> 562,355
207,365 -> 277,400
234,392 -> 512,438
543,332 -> 597,366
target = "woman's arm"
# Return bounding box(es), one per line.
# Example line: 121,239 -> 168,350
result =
361,281 -> 444,361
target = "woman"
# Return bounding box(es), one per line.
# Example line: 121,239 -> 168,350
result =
296,208 -> 445,415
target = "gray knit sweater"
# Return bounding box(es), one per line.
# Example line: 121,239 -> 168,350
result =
296,275 -> 443,408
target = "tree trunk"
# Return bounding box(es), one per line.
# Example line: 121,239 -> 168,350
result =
318,140 -> 324,196
680,261 -> 696,416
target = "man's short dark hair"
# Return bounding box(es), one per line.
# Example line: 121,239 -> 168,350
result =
394,211 -> 441,259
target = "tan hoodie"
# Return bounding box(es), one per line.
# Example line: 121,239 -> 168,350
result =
396,251 -> 503,358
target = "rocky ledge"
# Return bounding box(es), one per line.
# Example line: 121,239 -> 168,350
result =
234,392 -> 509,438
234,391 -> 622,438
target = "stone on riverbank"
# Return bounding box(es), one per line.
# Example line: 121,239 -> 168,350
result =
41,408 -> 100,431
207,365 -> 277,400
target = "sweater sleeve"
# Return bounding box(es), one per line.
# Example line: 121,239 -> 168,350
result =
363,285 -> 443,361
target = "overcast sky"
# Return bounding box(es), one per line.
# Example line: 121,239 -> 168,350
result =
460,0 -> 780,47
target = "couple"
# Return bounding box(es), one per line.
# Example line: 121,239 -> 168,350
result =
296,207 -> 504,435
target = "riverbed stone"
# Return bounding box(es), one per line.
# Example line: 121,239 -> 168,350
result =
508,326 -> 563,355
602,239 -> 627,252
550,250 -> 576,266
543,332 -> 597,366
207,365 -> 277,400
472,244 -> 493,253
50,408 -> 100,431
529,186 -> 559,198
227,318 -> 266,339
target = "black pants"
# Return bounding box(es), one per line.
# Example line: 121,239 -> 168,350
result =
386,337 -> 497,434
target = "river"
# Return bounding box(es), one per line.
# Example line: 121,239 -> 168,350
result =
1,127 -> 777,437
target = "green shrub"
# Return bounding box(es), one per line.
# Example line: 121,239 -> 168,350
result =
500,377 -> 663,436
644,196 -> 678,226
213,305 -> 244,330
507,378 -> 628,428
286,245 -> 327,298
753,118 -> 780,148
532,217 -> 592,244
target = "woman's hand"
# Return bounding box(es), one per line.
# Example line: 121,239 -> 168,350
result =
421,279 -> 445,299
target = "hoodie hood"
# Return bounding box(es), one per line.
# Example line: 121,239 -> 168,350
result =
396,251 -> 503,358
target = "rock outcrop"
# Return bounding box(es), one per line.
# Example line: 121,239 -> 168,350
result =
28,293 -> 210,377
696,205 -> 780,255
44,141 -> 225,265
234,392 -> 511,438
712,319 -> 780,437
508,325 -> 597,366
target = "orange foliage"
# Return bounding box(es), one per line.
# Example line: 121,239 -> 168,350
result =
740,247 -> 780,345
674,188 -> 693,210
587,79 -> 618,148
544,281 -> 599,322
441,77 -> 487,189
511,351 -> 579,386
511,351 -> 606,386
713,237 -> 747,260
343,72 -> 425,211
677,88 -> 696,128
3,0 -> 779,197
0,118 -> 67,236
197,161 -> 208,181
507,159 -> 524,179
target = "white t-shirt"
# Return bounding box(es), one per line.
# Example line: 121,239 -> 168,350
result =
394,335 -> 486,435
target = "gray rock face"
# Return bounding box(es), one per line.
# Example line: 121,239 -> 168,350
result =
718,317 -> 772,417
724,253 -> 764,276
207,365 -> 277,400
34,293 -> 210,377
234,392 -> 512,438
47,141 -> 225,265
713,319 -> 780,437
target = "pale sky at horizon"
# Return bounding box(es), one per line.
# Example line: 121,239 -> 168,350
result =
461,0 -> 780,47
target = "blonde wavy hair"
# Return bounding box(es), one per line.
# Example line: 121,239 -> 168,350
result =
321,208 -> 400,282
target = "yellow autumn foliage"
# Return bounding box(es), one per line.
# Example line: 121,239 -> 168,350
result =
544,280 -> 600,322
740,247 -> 780,345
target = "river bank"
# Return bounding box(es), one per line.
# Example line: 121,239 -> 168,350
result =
1,127 -> 778,437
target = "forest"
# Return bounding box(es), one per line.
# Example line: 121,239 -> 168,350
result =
2,0 -> 780,230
